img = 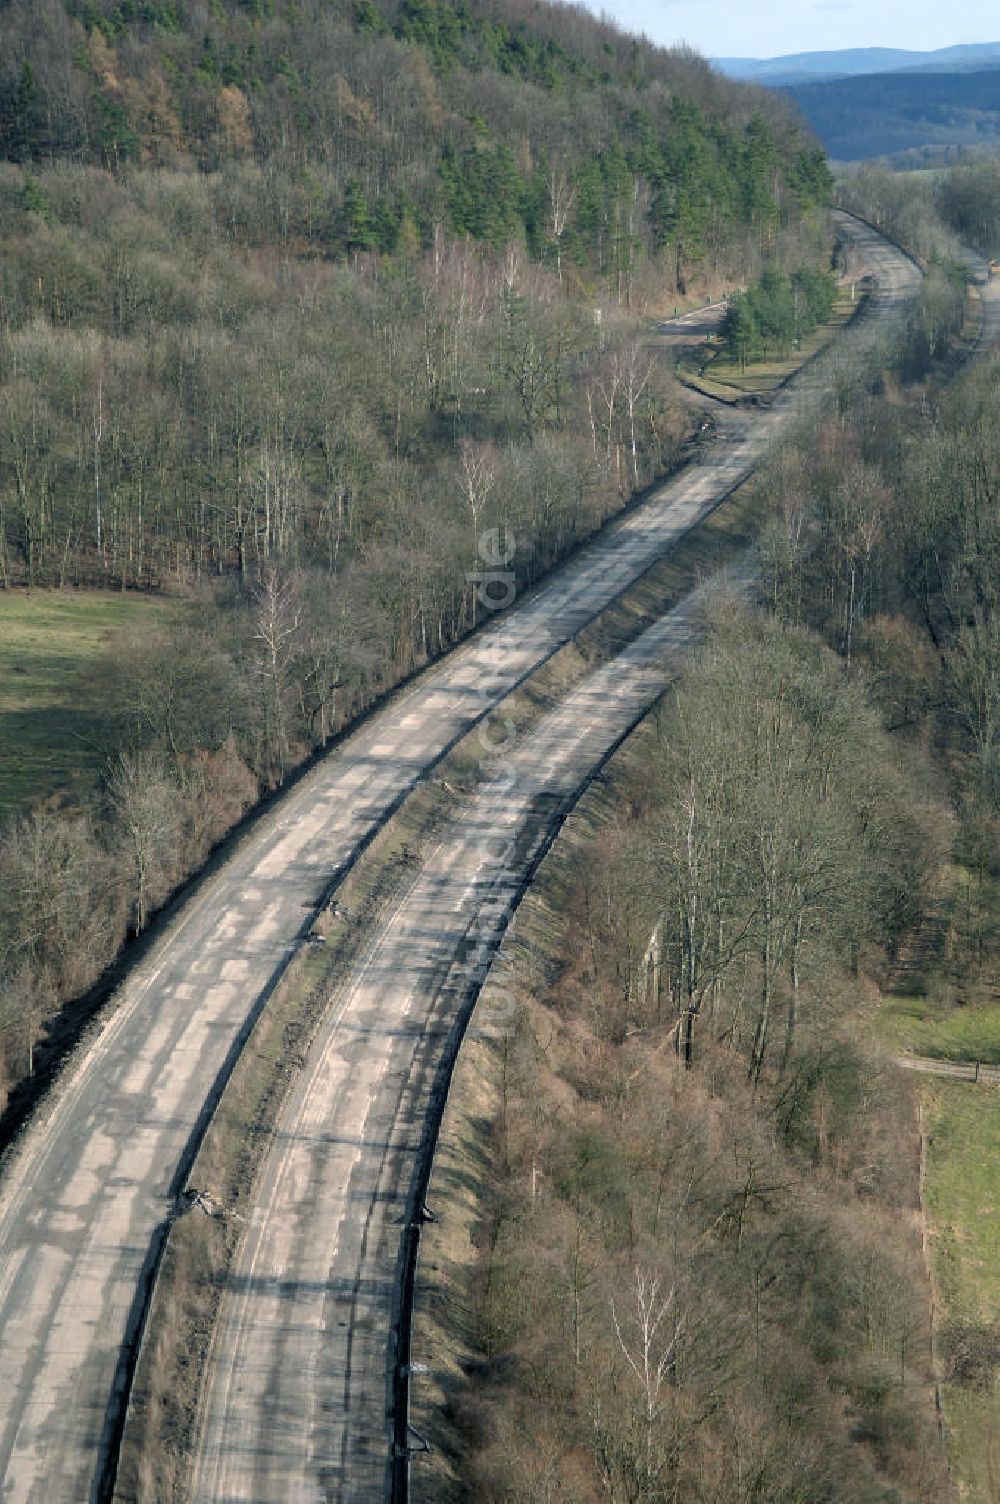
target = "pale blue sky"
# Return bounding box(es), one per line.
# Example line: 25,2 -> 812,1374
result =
584,1 -> 999,60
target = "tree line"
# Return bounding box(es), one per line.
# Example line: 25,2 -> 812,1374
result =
423,181 -> 1000,1500
0,145 -> 704,585
0,0 -> 830,295
720,263 -> 838,369
840,157 -> 1000,261
758,343 -> 1000,816
437,613 -> 947,1504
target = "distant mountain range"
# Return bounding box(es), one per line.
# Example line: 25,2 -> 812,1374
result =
714,42 -> 1000,86
783,66 -> 1000,162
712,44 -> 1000,163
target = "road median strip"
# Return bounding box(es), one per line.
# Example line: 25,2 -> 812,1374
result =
113,483 -> 762,1502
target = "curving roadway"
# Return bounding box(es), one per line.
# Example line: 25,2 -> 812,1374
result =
0,214 -> 921,1504
186,572 -> 742,1504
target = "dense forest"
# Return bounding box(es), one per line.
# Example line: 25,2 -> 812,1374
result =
0,0 -> 831,592
934,158 -> 1000,259
0,0 -> 834,1109
423,185 -> 1000,1504
0,0 -> 830,275
786,67 -> 1000,163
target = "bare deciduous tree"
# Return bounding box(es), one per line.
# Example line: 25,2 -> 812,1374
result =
106,750 -> 178,934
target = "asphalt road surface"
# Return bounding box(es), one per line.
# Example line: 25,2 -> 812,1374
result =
0,215 -> 922,1504
187,574 -> 738,1504
655,300 -> 726,349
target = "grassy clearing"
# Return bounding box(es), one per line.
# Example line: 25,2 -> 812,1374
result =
924,1083 -> 1000,1321
922,1082 -> 1000,1502
881,872 -> 1000,1498
679,292 -> 856,400
881,996 -> 1000,1065
943,1387 -> 1000,1504
0,589 -> 182,814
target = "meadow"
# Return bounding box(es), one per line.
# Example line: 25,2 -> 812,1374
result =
923,1081 -> 1000,1500
0,591 -> 181,814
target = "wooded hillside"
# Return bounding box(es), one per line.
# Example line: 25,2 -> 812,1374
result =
0,0 -> 829,274
0,0 -> 833,1121
787,67 -> 1000,163
0,0 -> 832,595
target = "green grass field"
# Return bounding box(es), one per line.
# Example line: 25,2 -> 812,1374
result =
0,590 -> 181,815
881,995 -> 1000,1065
923,1082 -> 1000,1502
880,902 -> 1000,1501
926,1083 -> 1000,1319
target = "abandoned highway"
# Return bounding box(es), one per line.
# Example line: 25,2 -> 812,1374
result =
187,574 -> 739,1504
0,215 -> 926,1503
